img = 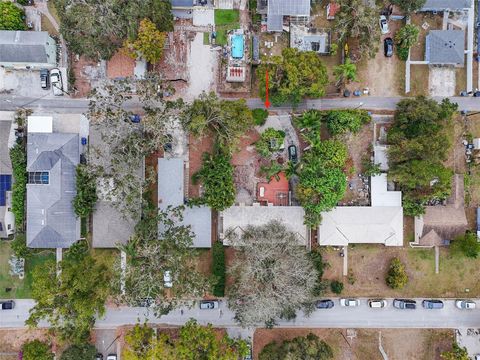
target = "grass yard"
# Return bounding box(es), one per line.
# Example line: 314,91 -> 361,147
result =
214,9 -> 240,46
40,14 -> 59,36
322,245 -> 480,298
409,65 -> 430,96
0,241 -> 55,298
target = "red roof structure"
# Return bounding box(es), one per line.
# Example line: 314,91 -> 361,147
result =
257,172 -> 289,206
327,2 -> 340,20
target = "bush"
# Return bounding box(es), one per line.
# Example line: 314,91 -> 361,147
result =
451,232 -> 480,258
255,128 -> 286,157
252,108 -> 268,126
10,142 -> 27,230
22,340 -> 54,360
11,233 -> 31,259
259,333 -> 333,360
0,2 -> 26,30
325,110 -> 371,136
73,164 -> 98,217
212,241 -> 226,297
60,344 -> 96,360
330,280 -> 344,294
397,46 -> 410,61
386,257 -> 408,289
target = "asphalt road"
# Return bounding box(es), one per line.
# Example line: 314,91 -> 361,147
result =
3,94 -> 480,113
2,298 -> 480,329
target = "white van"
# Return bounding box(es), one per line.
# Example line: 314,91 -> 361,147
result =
368,299 -> 387,308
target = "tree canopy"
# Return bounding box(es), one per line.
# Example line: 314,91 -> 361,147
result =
333,59 -> 358,87
324,109 -> 371,136
395,24 -> 420,61
259,333 -> 333,360
60,344 -> 97,360
123,18 -> 166,63
257,48 -> 329,106
26,241 -> 113,343
441,343 -> 469,360
390,0 -> 426,13
121,206 -> 212,315
0,2 -> 26,30
227,221 -> 318,327
52,0 -> 173,60
451,232 -> 480,258
388,97 -> 457,215
123,321 -> 249,360
22,340 -> 54,360
73,164 -> 98,217
334,0 -> 380,59
385,257 -> 408,289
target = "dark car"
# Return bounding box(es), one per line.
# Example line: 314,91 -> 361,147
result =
0,300 -> 15,310
393,299 -> 416,309
129,114 -> 141,123
384,37 -> 393,57
95,354 -> 103,360
40,69 -> 49,89
315,299 -> 334,309
288,145 -> 298,163
422,299 -> 444,309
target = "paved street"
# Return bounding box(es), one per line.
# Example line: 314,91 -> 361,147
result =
4,94 -> 480,113
2,298 -> 480,329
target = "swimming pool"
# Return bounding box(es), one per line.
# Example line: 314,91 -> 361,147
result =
231,34 -> 244,59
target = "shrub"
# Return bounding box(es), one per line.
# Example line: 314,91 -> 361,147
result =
60,344 -> 96,360
330,280 -> 344,294
11,233 -> 31,259
255,128 -> 286,157
10,142 -> 27,230
385,257 -> 408,289
325,110 -> 371,136
73,164 -> 98,217
22,340 -> 54,360
451,232 -> 480,258
0,2 -> 27,30
212,241 -> 226,297
252,108 -> 268,126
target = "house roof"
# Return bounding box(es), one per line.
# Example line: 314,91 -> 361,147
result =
318,206 -> 404,246
426,30 -> 465,65
421,0 -> 471,10
221,205 -> 308,246
170,0 -> 194,7
157,158 -> 212,248
267,0 -> 310,31
0,31 -> 56,65
371,174 -> 402,207
0,121 -> 12,175
26,133 -> 80,248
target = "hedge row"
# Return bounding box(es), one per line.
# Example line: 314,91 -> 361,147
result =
212,241 -> 226,297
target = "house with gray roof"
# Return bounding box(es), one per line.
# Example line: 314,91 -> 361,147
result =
26,121 -> 80,248
421,0 -> 471,11
0,120 -> 14,239
266,0 -> 310,32
425,30 -> 465,66
158,158 -> 211,248
0,31 -> 57,69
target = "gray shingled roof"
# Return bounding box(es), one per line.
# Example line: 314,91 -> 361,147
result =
426,30 -> 465,65
421,0 -> 471,10
157,158 -> 211,248
26,133 -> 80,248
0,31 -> 56,65
267,0 -> 310,32
170,0 -> 194,7
0,121 -> 12,175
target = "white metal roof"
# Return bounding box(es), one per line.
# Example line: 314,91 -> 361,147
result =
371,174 -> 402,207
27,116 -> 53,133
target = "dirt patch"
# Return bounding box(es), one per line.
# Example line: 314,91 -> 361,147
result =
69,55 -> 102,98
0,329 -> 53,353
409,64 -> 430,96
253,328 -> 453,360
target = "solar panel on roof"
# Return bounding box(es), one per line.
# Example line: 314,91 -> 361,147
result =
0,175 -> 12,207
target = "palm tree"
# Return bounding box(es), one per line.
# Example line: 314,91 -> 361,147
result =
333,59 -> 358,88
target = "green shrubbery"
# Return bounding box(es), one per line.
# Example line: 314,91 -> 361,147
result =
10,141 -> 27,231
0,2 -> 27,30
60,344 -> 97,360
255,128 -> 286,157
385,257 -> 408,289
259,333 -> 333,360
330,280 -> 344,294
324,109 -> 371,136
451,232 -> 480,258
73,164 -> 98,218
212,241 -> 226,297
395,24 -> 420,61
22,340 -> 54,360
252,108 -> 268,126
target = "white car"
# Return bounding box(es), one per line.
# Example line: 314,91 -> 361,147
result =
50,68 -> 63,96
163,270 -> 173,288
455,300 -> 476,309
106,355 -> 117,360
368,299 -> 387,308
340,298 -> 360,307
379,15 -> 389,34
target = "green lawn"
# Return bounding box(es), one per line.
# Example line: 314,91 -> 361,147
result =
214,9 -> 239,26
0,241 -> 55,298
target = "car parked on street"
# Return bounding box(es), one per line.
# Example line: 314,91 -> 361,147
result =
422,299 -> 444,309
199,300 -> 219,309
40,69 -> 49,89
368,299 -> 387,308
379,15 -> 389,34
316,299 -> 334,309
0,300 -> 14,310
50,68 -> 63,96
393,299 -> 416,309
384,38 -> 393,57
340,298 -> 360,307
455,299 -> 476,309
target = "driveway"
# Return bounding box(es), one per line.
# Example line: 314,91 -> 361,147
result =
94,328 -> 120,359
0,68 -> 68,98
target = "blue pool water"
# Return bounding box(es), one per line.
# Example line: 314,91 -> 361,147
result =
231,34 -> 244,59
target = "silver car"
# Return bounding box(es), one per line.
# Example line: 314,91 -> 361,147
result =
50,68 -> 63,96
340,298 -> 360,307
199,300 -> 219,309
455,300 -> 476,309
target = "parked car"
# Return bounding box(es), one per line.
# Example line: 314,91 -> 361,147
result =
106,355 -> 117,360
368,299 -> 387,308
50,68 -> 63,96
316,299 -> 334,309
384,38 -> 393,57
199,300 -> 219,309
288,145 -> 298,163
393,299 -> 416,309
340,298 -> 360,307
379,15 -> 389,34
422,299 -> 444,309
95,354 -> 103,360
129,114 -> 141,123
40,69 -> 49,89
0,300 -> 14,310
455,299 -> 476,310
163,270 -> 173,288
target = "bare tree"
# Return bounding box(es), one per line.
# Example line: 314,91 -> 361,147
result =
227,221 -> 318,327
